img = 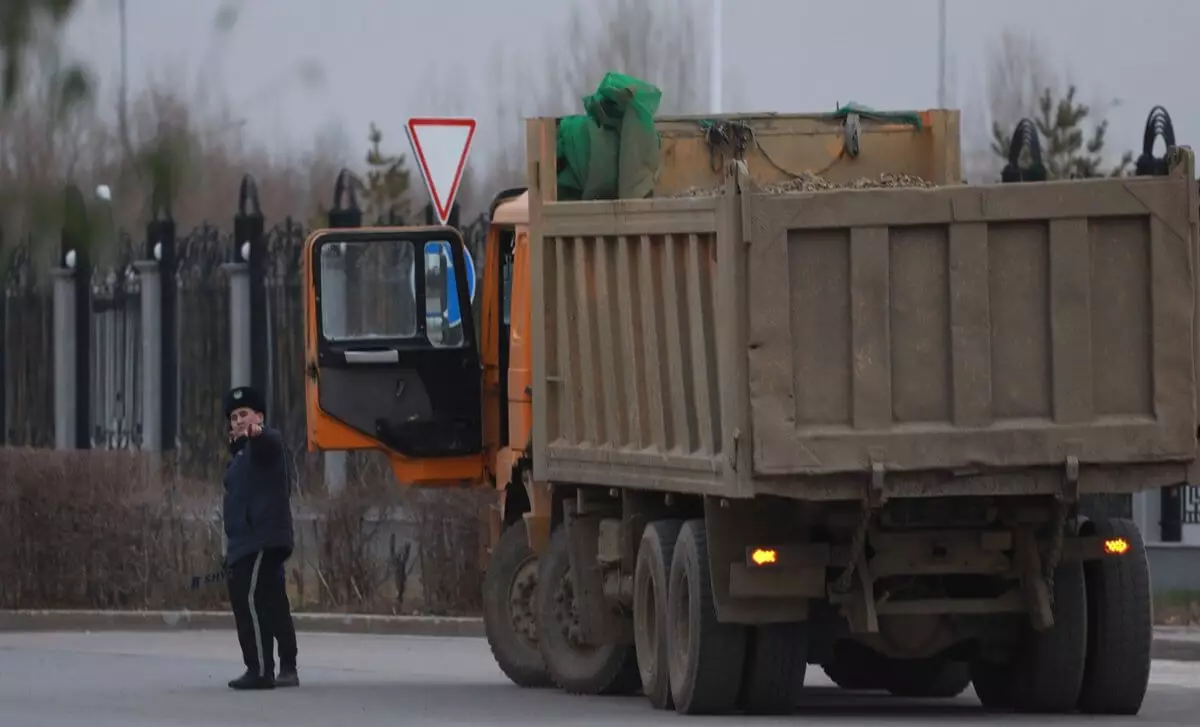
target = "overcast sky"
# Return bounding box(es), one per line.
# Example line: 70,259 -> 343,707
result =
61,0 -> 1200,182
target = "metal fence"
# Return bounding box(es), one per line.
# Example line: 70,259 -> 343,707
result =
1,173 -> 489,484
1184,485 -> 1200,526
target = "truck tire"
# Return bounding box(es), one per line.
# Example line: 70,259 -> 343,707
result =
534,525 -> 641,695
739,622 -> 808,714
1077,517 -> 1152,715
667,519 -> 747,715
821,641 -> 887,690
969,559 -> 1088,713
633,519 -> 683,710
882,656 -> 971,698
482,520 -> 552,688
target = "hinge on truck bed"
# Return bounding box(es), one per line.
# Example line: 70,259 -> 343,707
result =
1058,454 -> 1080,504
868,450 -> 888,507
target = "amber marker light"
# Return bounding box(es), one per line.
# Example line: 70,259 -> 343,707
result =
1103,538 -> 1130,556
750,548 -> 778,566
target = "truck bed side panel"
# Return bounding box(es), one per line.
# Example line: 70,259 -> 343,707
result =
536,197 -> 727,492
747,176 -> 1199,476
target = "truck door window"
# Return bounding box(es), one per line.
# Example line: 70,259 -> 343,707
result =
502,232 -> 514,326
420,240 -> 467,349
319,240 -> 417,340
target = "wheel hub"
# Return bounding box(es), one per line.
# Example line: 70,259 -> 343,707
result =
508,557 -> 539,647
554,572 -> 587,648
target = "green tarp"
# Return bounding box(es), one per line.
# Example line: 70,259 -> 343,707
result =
556,72 -> 663,201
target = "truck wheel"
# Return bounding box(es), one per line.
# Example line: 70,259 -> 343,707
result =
739,622 -> 808,714
1077,517 -> 1152,715
821,641 -> 887,690
969,559 -> 1088,713
482,520 -> 552,688
633,519 -> 683,710
667,519 -> 747,715
882,656 -> 971,698
534,525 -> 641,695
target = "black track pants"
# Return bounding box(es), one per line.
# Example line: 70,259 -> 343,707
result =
227,548 -> 297,676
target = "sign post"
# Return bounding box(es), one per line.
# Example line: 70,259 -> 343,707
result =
405,117 -> 477,226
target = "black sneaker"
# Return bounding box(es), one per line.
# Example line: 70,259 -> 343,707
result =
228,670 -> 276,690
276,667 -> 299,688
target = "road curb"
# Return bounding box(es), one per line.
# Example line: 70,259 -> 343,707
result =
1152,631 -> 1200,662
1,610 -> 1196,659
0,610 -> 484,638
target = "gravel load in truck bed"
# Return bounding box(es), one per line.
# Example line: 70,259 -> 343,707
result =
671,171 -> 934,197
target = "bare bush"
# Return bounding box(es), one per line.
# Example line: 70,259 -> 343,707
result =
0,446 -> 492,616
0,447 -> 224,610
290,452 -> 492,616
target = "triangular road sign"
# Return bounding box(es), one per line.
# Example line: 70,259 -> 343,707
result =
406,117 -> 477,226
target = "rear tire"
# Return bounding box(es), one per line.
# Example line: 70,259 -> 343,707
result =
1077,517 -> 1152,715
534,526 -> 641,695
739,622 -> 808,714
633,519 -> 683,710
482,520 -> 553,688
667,519 -> 747,715
969,559 -> 1088,713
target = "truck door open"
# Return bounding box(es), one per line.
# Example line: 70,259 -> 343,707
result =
304,226 -> 485,484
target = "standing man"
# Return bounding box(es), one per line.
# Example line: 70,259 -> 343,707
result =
222,385 -> 299,690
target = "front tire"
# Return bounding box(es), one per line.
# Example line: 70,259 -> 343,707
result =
482,520 -> 552,688
534,525 -> 640,695
970,559 -> 1088,713
882,656 -> 971,698
822,641 -> 888,691
739,622 -> 808,714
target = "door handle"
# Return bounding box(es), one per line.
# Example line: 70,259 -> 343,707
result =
344,349 -> 399,364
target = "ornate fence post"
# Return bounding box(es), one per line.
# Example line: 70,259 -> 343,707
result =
147,205 -> 177,452
239,177 -> 269,408
322,169 -> 363,494
224,175 -> 262,394
53,185 -> 91,450
134,225 -> 163,454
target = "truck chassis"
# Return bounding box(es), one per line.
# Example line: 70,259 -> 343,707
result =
483,471 -> 1152,716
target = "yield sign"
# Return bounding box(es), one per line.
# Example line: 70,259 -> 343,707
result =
406,117 -> 477,226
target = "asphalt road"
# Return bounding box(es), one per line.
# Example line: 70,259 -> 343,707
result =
2,630 -> 1199,726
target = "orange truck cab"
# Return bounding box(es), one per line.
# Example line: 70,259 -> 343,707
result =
303,187 -> 548,550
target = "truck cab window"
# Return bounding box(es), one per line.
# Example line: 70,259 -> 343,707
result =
319,240 -> 417,340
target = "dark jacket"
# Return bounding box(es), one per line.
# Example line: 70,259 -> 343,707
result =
223,426 -> 294,565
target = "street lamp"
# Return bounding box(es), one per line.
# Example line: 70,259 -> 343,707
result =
710,0 -> 722,115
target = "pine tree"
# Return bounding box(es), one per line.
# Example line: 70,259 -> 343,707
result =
991,84 -> 1132,179
362,123 -> 413,225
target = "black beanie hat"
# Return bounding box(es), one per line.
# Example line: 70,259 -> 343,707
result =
223,386 -> 266,419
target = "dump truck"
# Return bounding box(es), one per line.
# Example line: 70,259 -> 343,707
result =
302,107 -> 1198,716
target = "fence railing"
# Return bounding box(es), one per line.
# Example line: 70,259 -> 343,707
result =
1,171 -> 489,486
1184,485 -> 1200,526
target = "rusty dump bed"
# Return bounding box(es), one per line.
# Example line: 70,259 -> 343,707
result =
526,113 -> 1200,501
